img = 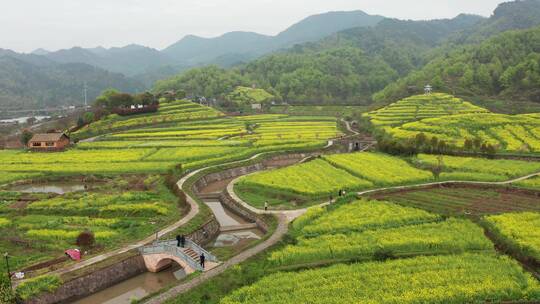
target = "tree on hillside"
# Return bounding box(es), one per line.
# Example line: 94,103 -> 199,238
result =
94,88 -> 120,108
20,129 -> 33,146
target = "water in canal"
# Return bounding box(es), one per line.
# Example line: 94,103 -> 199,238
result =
204,200 -> 264,247
72,266 -> 184,304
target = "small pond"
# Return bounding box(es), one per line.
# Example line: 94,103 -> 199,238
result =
10,182 -> 89,194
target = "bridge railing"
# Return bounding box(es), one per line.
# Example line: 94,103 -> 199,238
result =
148,239 -> 218,262
186,239 -> 218,262
139,242 -> 203,271
140,238 -> 218,267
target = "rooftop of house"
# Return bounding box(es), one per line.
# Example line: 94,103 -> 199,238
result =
29,132 -> 69,142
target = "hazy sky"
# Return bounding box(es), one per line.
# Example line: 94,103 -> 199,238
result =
2,0 -> 506,53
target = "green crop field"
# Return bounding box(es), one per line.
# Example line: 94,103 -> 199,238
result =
385,113 -> 540,153
514,175 -> 540,190
300,200 -> 441,235
483,212 -> 540,262
236,152 -> 540,209
324,153 -> 433,186
416,154 -> 540,181
72,100 -> 224,140
0,175 -> 180,272
0,101 -> 343,282
270,105 -> 369,117
271,217 -> 491,266
236,159 -> 372,201
221,253 -> 540,304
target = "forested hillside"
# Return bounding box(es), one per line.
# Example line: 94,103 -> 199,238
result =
155,0 -> 540,109
0,56 -> 143,110
374,26 -> 540,104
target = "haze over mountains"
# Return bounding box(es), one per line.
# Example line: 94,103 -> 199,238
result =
1,0 -> 539,111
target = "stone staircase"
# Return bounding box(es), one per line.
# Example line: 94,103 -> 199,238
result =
183,247 -> 201,263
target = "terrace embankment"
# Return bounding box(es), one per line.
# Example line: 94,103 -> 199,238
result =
193,153 -> 312,194
25,254 -> 147,304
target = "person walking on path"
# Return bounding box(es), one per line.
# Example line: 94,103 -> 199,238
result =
264,201 -> 268,211
200,253 -> 205,269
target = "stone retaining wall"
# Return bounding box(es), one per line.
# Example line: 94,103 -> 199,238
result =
192,163 -> 265,193
186,217 -> 220,245
192,153 -> 313,193
25,255 -> 147,304
219,191 -> 269,233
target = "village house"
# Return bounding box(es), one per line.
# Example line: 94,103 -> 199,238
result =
27,132 -> 70,151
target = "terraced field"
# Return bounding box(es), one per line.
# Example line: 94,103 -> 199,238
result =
364,93 -> 540,153
0,101 -> 342,278
235,159 -> 372,201
386,113 -> 540,152
363,93 -> 488,127
218,197 -> 539,304
0,175 -> 179,272
72,100 -> 224,140
324,153 -> 433,186
416,154 -> 540,181
236,152 -> 540,208
221,254 -> 540,304
483,212 -> 540,262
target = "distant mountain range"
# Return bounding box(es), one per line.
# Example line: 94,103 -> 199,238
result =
154,0 -> 540,110
1,0 -> 539,111
24,10 -> 384,78
162,10 -> 384,66
0,10 -> 385,110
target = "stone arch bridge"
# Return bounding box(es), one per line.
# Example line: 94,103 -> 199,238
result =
139,239 -> 218,274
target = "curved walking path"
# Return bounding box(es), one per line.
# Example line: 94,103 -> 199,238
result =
356,171 -> 540,197
342,119 -> 359,136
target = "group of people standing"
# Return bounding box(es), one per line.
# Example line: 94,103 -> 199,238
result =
176,235 -> 205,269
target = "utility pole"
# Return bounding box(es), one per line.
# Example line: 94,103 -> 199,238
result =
84,82 -> 88,108
4,252 -> 12,291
